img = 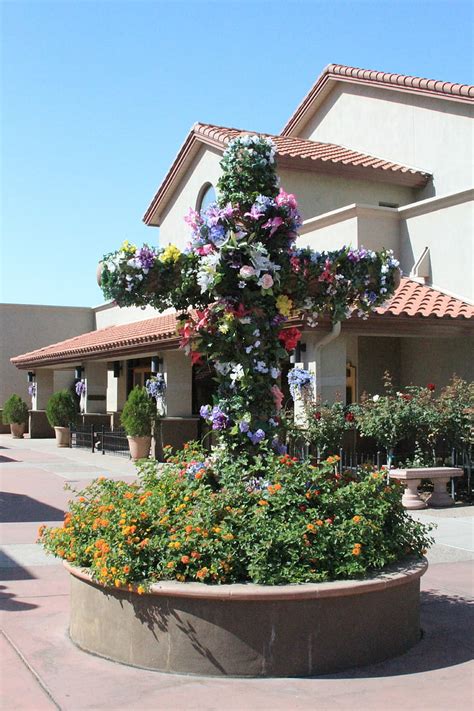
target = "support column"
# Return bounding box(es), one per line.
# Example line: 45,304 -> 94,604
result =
35,369 -> 54,410
84,362 -> 108,414
163,351 -> 192,416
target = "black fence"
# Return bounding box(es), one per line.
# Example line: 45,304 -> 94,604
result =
70,424 -> 130,459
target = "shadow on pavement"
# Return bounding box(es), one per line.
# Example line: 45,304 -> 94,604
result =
0,455 -> 21,463
0,584 -> 38,611
0,492 -> 64,522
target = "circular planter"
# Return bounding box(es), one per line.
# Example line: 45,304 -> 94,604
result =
127,435 -> 151,461
54,426 -> 70,447
10,422 -> 26,439
65,557 -> 427,677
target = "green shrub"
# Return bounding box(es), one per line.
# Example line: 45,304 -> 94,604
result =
121,386 -> 156,437
46,390 -> 77,428
39,443 -> 433,589
2,394 -> 29,425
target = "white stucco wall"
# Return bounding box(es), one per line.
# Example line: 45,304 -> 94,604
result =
298,83 -> 473,198
1,304 -> 94,406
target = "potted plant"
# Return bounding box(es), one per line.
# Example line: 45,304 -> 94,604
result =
120,386 -> 156,460
46,390 -> 77,447
2,394 -> 29,438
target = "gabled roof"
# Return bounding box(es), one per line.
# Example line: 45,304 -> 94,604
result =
282,63 -> 474,136
11,280 -> 473,369
143,122 -> 430,225
11,313 -> 180,368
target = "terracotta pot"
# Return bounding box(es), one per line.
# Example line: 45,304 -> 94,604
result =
10,422 -> 26,439
127,435 -> 151,461
65,557 -> 427,677
54,426 -> 70,447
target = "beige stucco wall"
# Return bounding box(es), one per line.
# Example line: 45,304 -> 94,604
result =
279,167 -> 414,222
358,336 -> 402,396
399,192 -> 474,301
298,83 -> 473,199
298,206 -> 400,255
1,303 -> 94,406
94,302 -> 169,329
158,145 -> 223,251
163,350 -> 192,416
400,336 -> 474,388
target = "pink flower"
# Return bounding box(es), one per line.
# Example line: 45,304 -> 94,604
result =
239,265 -> 256,279
275,188 -> 297,210
259,274 -> 274,290
262,216 -> 283,237
271,385 -> 284,412
196,244 -> 215,256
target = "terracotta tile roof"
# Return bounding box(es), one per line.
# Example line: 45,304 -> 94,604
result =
143,123 -> 429,224
376,277 -> 474,319
282,63 -> 474,136
11,280 -> 473,369
11,313 -> 180,368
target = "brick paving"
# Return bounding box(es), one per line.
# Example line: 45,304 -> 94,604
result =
1,434 -> 473,710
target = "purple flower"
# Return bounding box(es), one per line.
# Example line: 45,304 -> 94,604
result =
199,404 -> 211,419
247,428 -> 265,445
239,420 -> 250,433
75,380 -> 86,397
135,246 -> 156,272
210,405 -> 229,430
272,438 -> 287,455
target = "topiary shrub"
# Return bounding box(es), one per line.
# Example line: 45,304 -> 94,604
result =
121,386 -> 156,437
2,394 -> 29,425
46,390 -> 77,428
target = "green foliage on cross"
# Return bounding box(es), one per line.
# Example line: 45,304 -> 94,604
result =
100,135 -> 400,453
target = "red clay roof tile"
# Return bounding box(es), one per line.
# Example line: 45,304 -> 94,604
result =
11,280 -> 473,369
143,123 -> 430,224
282,63 -> 474,136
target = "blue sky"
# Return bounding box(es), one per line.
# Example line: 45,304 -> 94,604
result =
2,0 -> 473,307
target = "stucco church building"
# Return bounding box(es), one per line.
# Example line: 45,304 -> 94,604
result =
7,64 -> 474,443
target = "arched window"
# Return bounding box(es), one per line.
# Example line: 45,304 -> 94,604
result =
196,183 -> 216,213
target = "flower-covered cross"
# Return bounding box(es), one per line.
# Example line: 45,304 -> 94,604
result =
100,135 -> 400,455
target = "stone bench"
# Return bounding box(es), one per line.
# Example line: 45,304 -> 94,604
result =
389,467 -> 464,509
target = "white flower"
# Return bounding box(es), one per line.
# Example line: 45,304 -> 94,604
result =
373,394 -> 380,402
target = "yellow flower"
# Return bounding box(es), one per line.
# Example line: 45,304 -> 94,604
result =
218,322 -> 230,334
276,295 -> 293,317
137,585 -> 145,595
120,240 -> 136,255
352,515 -> 361,523
159,244 -> 181,264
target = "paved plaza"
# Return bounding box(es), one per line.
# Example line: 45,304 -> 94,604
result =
1,434 -> 473,710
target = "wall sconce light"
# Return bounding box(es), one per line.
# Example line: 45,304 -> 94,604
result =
74,366 -> 83,380
27,371 -> 35,383
290,342 -> 306,365
113,361 -> 122,378
151,356 -> 163,374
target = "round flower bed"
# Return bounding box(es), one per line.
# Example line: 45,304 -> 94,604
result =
40,445 -> 431,675
65,556 -> 427,676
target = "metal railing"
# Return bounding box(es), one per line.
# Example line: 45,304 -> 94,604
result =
70,424 -> 130,459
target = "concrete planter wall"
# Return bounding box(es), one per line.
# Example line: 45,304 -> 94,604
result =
65,557 -> 427,677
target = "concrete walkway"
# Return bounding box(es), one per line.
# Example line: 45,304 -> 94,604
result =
1,434 -> 473,710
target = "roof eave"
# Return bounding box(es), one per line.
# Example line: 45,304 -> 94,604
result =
281,65 -> 474,137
